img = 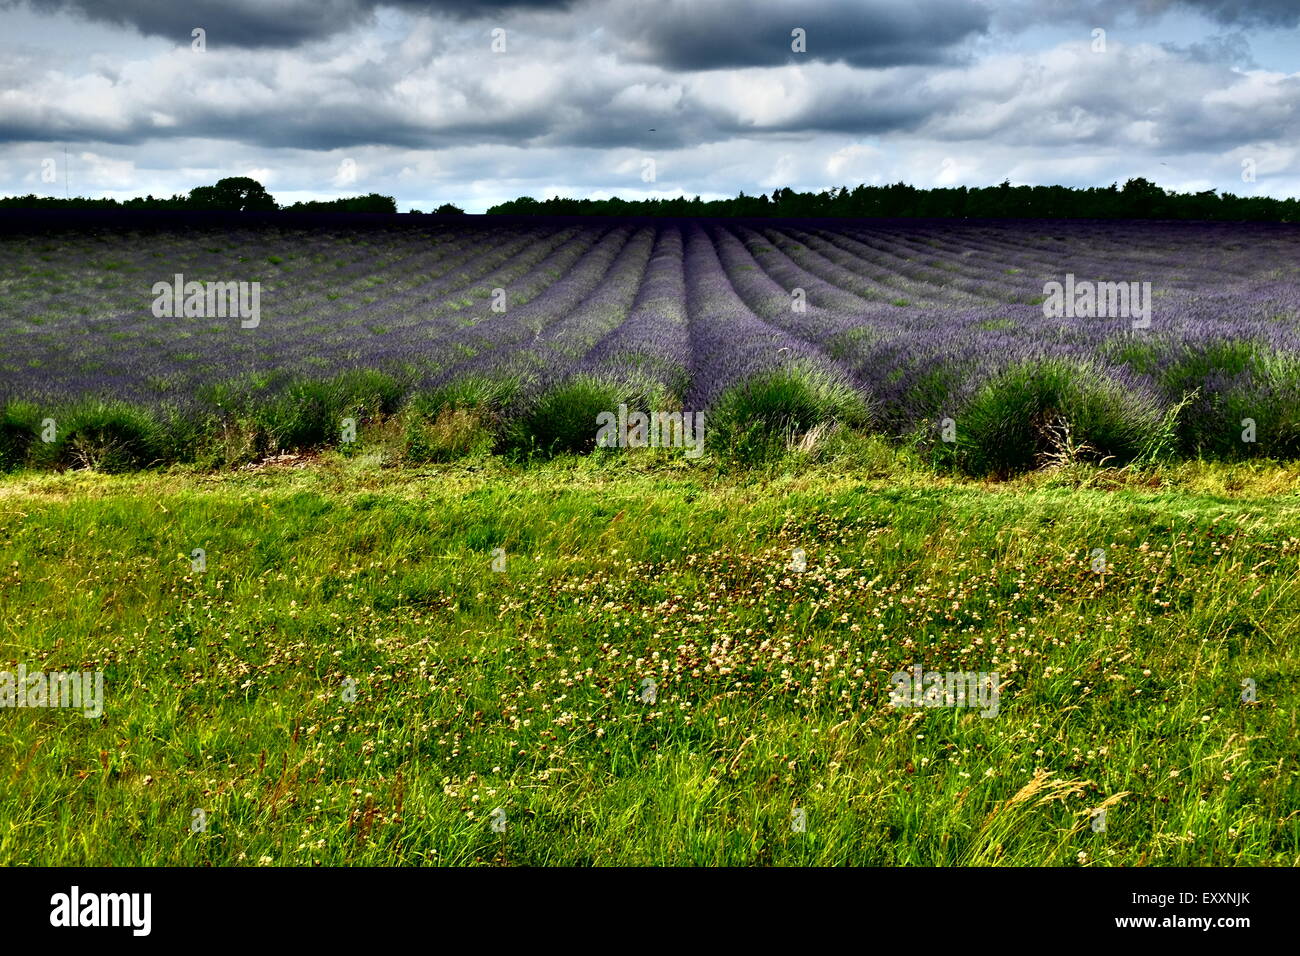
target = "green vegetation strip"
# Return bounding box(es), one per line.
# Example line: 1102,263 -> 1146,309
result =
1,454 -> 1298,865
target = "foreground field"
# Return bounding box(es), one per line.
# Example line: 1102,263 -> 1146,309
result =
3,216 -> 1299,473
2,450 -> 1297,865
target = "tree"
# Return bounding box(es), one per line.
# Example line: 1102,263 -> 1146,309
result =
1121,177 -> 1165,217
433,203 -> 465,215
284,193 -> 396,213
188,177 -> 278,211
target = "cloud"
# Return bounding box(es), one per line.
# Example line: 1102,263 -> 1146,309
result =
1160,31 -> 1256,66
1166,0 -> 1300,27
1,24 -> 1295,164
826,144 -> 885,181
1001,0 -> 1300,29
3,0 -> 578,49
9,0 -> 371,48
0,0 -> 1297,206
613,0 -> 990,70
890,37 -> 1300,160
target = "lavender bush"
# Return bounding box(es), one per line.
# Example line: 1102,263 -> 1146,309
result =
2,217 -> 1297,471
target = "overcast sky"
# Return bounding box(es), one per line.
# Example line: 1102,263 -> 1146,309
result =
0,0 -> 1296,211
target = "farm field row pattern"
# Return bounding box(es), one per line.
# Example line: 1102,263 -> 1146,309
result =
3,219 -> 1300,464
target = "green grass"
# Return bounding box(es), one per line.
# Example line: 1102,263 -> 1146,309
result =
1,449 -> 1297,866
976,318 -> 1016,332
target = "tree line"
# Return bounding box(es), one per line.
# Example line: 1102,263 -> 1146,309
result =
5,175 -> 1295,222
487,178 -> 1297,221
0,177 -> 409,214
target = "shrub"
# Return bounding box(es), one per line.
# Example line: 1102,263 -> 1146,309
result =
511,377 -> 634,457
1184,350 -> 1300,459
1157,342 -> 1300,459
30,400 -> 166,472
402,408 -> 494,462
708,365 -> 870,465
1157,339 -> 1257,397
496,375 -> 670,458
410,376 -> 518,422
251,379 -> 342,452
237,370 -> 409,454
0,401 -> 41,471
952,358 -> 1166,476
335,369 -> 409,421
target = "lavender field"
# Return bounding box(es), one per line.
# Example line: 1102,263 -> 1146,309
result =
3,216 -> 1299,472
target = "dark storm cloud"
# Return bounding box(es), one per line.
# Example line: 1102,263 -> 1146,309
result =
0,97 -> 556,151
1010,0 -> 1300,28
617,0 -> 990,71
7,0 -> 367,47
1175,0 -> 1300,26
3,0 -> 577,48
396,0 -> 575,12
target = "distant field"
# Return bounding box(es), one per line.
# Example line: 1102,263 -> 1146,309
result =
2,216 -> 1299,473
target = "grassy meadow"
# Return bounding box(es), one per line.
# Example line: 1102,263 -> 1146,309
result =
1,438 -> 1297,866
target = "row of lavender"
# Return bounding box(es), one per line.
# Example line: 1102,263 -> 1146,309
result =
2,217 -> 1299,464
